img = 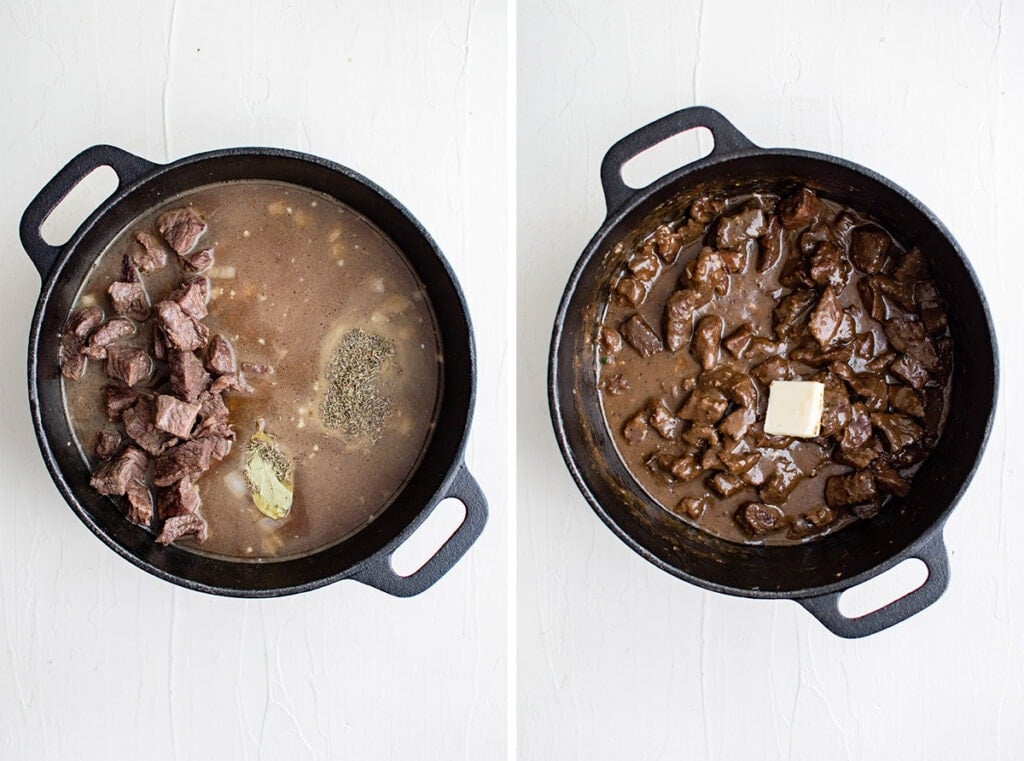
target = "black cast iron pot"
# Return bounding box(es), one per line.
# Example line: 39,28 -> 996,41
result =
21,144 -> 486,598
549,107 -> 997,637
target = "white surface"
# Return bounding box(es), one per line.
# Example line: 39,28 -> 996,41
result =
0,2 -> 508,760
518,2 -> 1020,760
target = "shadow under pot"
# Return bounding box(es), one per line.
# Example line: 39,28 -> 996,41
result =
22,145 -> 486,597
549,107 -> 997,638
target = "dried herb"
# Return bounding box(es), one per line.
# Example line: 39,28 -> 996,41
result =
244,420 -> 293,520
320,328 -> 396,440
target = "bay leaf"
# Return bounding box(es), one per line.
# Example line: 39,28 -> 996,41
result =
244,422 -> 293,520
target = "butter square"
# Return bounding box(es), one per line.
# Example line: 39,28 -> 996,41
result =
764,380 -> 825,438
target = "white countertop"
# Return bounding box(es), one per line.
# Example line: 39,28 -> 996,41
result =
0,2 -> 508,759
517,1 -> 1021,759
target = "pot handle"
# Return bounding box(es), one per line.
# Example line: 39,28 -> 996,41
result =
352,463 -> 488,597
796,531 -> 950,638
600,106 -> 757,217
20,145 -> 158,281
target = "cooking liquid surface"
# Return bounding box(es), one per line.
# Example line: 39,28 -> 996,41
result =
64,181 -> 442,561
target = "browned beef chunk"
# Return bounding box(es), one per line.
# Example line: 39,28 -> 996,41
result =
890,354 -> 929,390
665,289 -> 702,351
628,248 -> 661,283
736,502 -> 786,536
154,394 -> 201,439
758,215 -> 784,272
849,228 -> 891,274
819,374 -> 852,438
825,470 -> 877,508
788,504 -> 836,538
82,318 -> 135,360
613,276 -> 646,307
153,438 -> 216,487
890,386 -> 925,418
60,307 -> 104,381
865,351 -> 895,374
840,402 -> 873,452
709,472 -> 744,498
195,420 -> 235,461
157,207 -> 207,254
681,423 -> 720,448
90,446 -> 147,496
156,300 -> 209,351
773,290 -> 817,339
760,458 -> 804,505
857,277 -> 887,321
651,224 -> 685,263
173,277 -> 209,319
67,306 -> 104,339
689,247 -> 729,296
130,231 -> 168,273
718,450 -> 761,476
692,315 -> 724,370
884,317 -> 939,372
157,478 -> 201,520
834,437 -> 883,470
125,480 -> 153,526
676,496 -> 707,519
194,390 -> 230,430
122,397 -> 176,456
669,455 -> 702,481
622,411 -> 648,444
108,280 -> 150,320
598,327 -> 622,356
689,196 -> 724,224
913,281 -> 947,336
846,373 -> 888,411
602,373 -> 629,395
719,406 -> 756,441
679,386 -> 729,425
893,247 -> 929,282
779,255 -> 814,289
871,412 -> 923,451
621,314 -> 663,357
152,327 -> 168,361
104,384 -> 139,421
853,331 -> 875,359
181,247 -> 214,273
94,429 -> 122,459
168,350 -> 210,402
809,242 -> 850,288
723,323 -> 754,358
718,246 -> 749,273
808,286 -> 843,349
745,337 -> 782,363
209,372 -> 255,394
885,444 -> 927,469
873,467 -> 911,497
706,367 -> 757,408
649,400 -> 683,440
105,345 -> 152,387
156,513 -> 209,545
777,187 -> 824,229
714,203 -> 767,250
752,357 -> 794,385
872,274 -> 916,311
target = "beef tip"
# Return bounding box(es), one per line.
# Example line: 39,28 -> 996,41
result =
835,437 -> 883,470
736,502 -> 786,536
846,373 -> 888,411
873,467 -> 911,498
758,215 -> 784,272
130,231 -> 168,273
124,480 -> 154,526
90,445 -> 147,496
871,412 -> 923,451
156,300 -> 209,351
885,444 -> 927,469
893,247 -> 929,282
154,394 -> 202,439
104,384 -> 139,421
723,323 -> 754,358
107,280 -> 150,320
890,354 -> 930,390
153,438 -> 216,487
777,187 -> 824,230
675,496 -> 707,520
808,287 -> 844,349
59,334 -> 88,381
717,450 -> 761,476
621,314 -> 663,357
689,247 -> 729,296
93,429 -> 122,459
788,504 -> 836,539
173,277 -> 210,320
884,317 -> 939,372
857,277 -> 887,321
67,306 -> 104,339
209,372 -> 255,394
613,276 -> 647,307
598,326 -> 622,356
752,356 -> 794,386
628,248 -> 661,283
825,470 -> 878,508
865,351 -> 896,375
182,247 -> 215,273
194,390 -> 230,430
665,289 -> 704,351
714,203 -> 767,250
668,455 -> 702,482
168,350 -> 211,403
157,478 -> 202,520
651,224 -> 685,263
152,327 -> 168,361
760,458 -> 804,505
601,373 -> 629,395
122,397 -> 176,456
681,422 -> 720,449
809,241 -> 850,288
82,318 -> 135,360
890,386 -> 925,418
819,374 -> 852,438
849,227 -> 891,274
195,420 -> 235,461
913,281 -> 947,336
622,411 -> 648,444
679,386 -> 729,425
745,337 -> 782,364
709,472 -> 744,498
689,196 -> 725,224
840,402 -> 873,451
773,290 -> 817,339
707,367 -> 757,408
853,331 -> 876,359
105,345 -> 152,387
719,406 -> 756,441
156,513 -> 209,546
779,256 -> 815,289
157,207 -> 207,254
692,315 -> 724,370
873,274 -> 916,311
649,399 -> 683,440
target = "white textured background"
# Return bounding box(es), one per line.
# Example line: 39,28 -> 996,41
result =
518,1 -> 1020,759
0,2 -> 508,760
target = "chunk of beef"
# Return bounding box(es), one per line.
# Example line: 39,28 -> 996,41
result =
865,351 -> 896,375
719,406 -> 756,441
665,289 -> 701,351
890,354 -> 930,390
668,455 -> 702,482
157,207 -> 207,254
735,502 -> 786,536
717,450 -> 761,476
89,445 -> 147,496
708,472 -> 744,498
124,480 -> 153,526
840,402 -> 873,452
788,505 -> 837,538
621,314 -> 663,357
156,300 -> 209,351
195,420 -> 235,461
601,373 -> 629,395
598,326 -> 622,356
853,331 -> 876,359
893,247 -> 929,282
834,437 -> 883,470
779,255 -> 815,289
846,373 -> 888,411
873,467 -> 911,497
82,318 -> 135,360
107,280 -> 150,320
809,242 -> 850,288
675,496 -> 707,520
692,315 -> 724,370
777,187 -> 824,230
857,277 -> 887,321
651,224 -> 686,263
104,384 -> 139,421
718,246 -> 749,273
871,412 -> 923,451
706,367 -> 758,408
649,400 -> 683,440
890,386 -> 925,418
752,357 -> 794,386
628,248 -> 661,283
758,215 -> 784,272
849,227 -> 891,274
168,350 -> 210,403
745,337 -> 782,363
152,327 -> 168,361
689,196 -> 725,224
689,247 -> 729,296
825,470 -> 878,509
209,372 -> 255,394
773,290 -> 817,339
181,247 -> 214,274
714,203 -> 767,250
130,231 -> 168,273
681,422 -> 720,448
94,429 -> 122,459
760,458 -> 804,505
172,277 -> 210,320
679,386 -> 729,425
157,478 -> 201,520
913,281 -> 947,336
613,276 -> 646,307
884,317 -> 939,372
723,323 -> 754,358
808,286 -> 844,349
154,394 -> 201,439
122,397 -> 176,456
194,390 -> 230,431
622,411 -> 648,444
872,274 -> 916,311
105,345 -> 152,387
67,306 -> 104,339
156,513 -> 209,546
153,438 -> 216,487
819,374 -> 852,438
60,307 -> 104,381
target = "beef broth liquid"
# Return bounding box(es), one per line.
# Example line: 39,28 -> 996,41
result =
64,181 -> 442,560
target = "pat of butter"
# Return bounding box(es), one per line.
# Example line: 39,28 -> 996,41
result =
764,380 -> 825,438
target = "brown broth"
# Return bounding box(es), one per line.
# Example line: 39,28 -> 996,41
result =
63,181 -> 442,561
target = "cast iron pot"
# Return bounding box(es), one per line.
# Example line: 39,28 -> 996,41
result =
21,144 -> 486,598
549,107 -> 997,638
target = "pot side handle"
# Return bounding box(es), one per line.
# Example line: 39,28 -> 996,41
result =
600,106 -> 757,217
796,530 -> 950,639
352,464 -> 488,597
20,145 -> 158,281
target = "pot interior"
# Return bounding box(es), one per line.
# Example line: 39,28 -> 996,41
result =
553,152 -> 996,596
33,152 -> 473,594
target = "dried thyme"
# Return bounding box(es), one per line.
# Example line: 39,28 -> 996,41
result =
321,328 -> 396,440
